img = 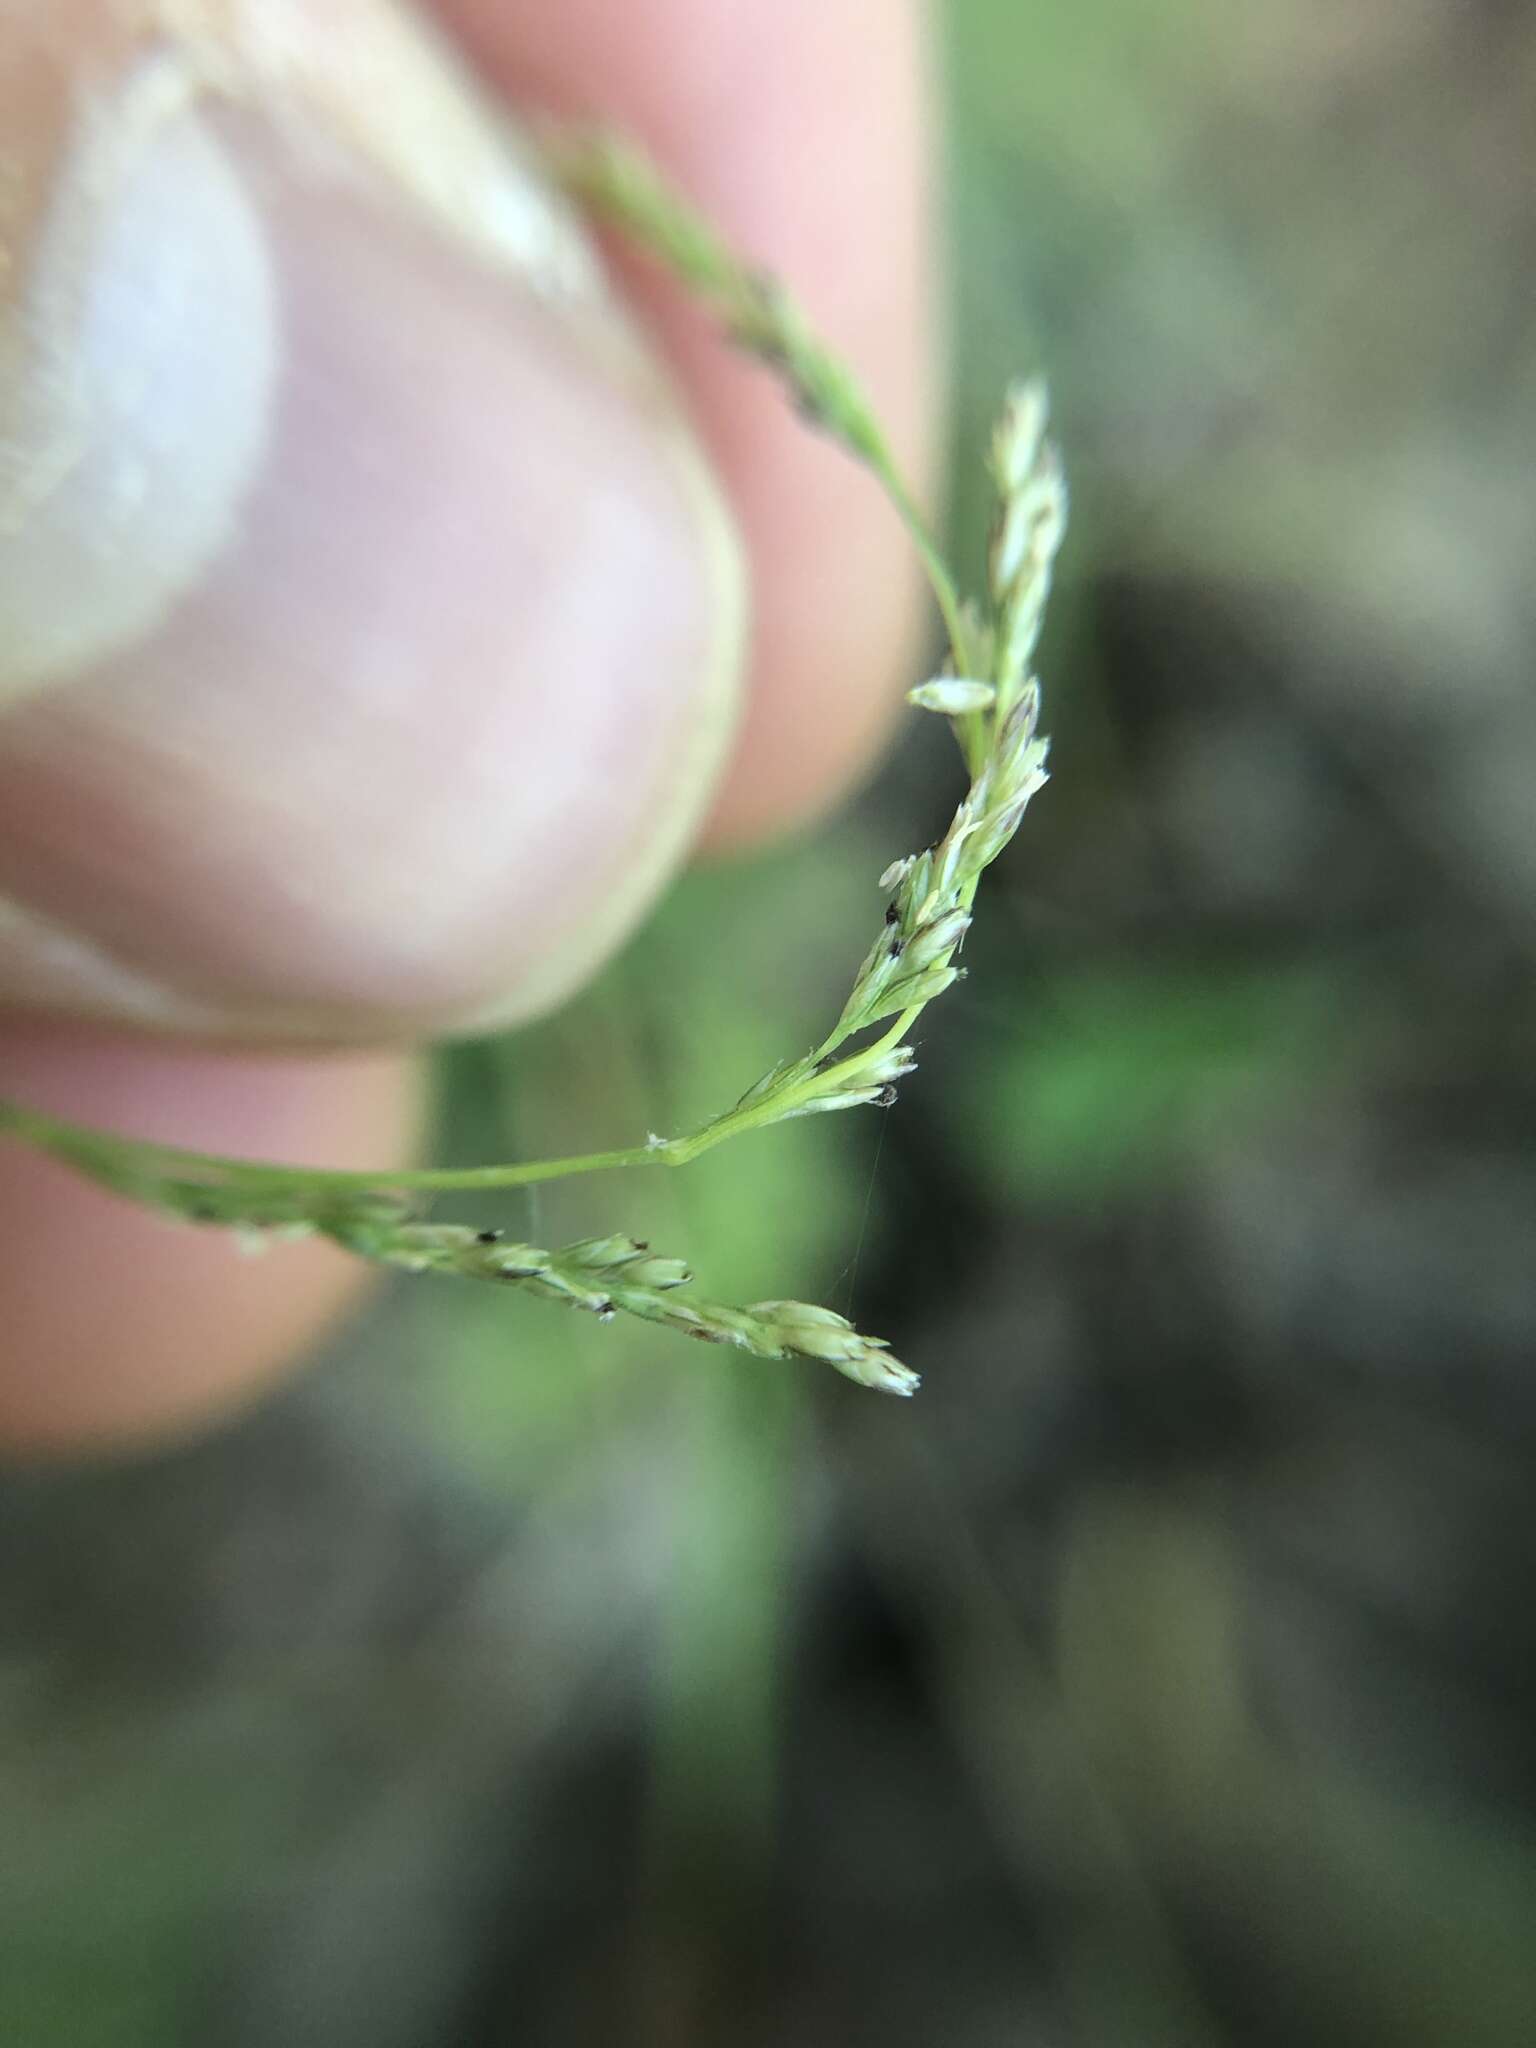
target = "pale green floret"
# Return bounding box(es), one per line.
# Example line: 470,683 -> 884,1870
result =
908,677 -> 998,716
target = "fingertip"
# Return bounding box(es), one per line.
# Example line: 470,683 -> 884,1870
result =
0,4 -> 745,1041
0,1026 -> 420,1454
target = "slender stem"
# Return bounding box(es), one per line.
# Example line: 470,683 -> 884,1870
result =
0,1096 -> 660,1194
871,461 -> 973,676
545,130 -> 972,675
0,1040 -> 898,1195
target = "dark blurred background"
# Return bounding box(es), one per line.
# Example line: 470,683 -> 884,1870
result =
5,2 -> 1536,2041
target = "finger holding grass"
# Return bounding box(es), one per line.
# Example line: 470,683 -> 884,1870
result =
1,137 -> 1066,1402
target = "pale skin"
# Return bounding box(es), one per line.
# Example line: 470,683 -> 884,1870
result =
0,0 -> 936,1448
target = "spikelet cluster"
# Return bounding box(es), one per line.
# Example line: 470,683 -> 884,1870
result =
337,1212 -> 918,1396
834,383 -> 1064,1042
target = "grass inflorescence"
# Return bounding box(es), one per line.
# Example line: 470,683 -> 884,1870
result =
0,132 -> 1067,1398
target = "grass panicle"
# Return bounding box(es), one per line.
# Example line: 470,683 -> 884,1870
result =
0,134 -> 1067,1398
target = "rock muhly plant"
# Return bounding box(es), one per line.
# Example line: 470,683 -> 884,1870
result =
0,132 -> 1066,1399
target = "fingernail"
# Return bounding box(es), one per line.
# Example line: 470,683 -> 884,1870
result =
0,12 -> 743,1040
0,56 -> 280,704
